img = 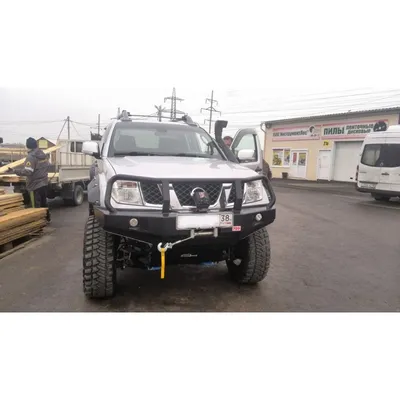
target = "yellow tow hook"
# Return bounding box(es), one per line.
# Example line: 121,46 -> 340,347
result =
157,243 -> 169,279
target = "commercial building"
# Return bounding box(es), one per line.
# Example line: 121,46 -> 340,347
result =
262,107 -> 400,182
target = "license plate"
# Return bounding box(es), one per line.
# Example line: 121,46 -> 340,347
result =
360,182 -> 377,189
176,213 -> 233,230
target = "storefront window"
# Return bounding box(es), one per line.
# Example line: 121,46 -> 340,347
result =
272,148 -> 290,167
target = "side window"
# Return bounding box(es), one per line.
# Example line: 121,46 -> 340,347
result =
76,141 -> 83,153
361,144 -> 382,167
381,144 -> 400,168
70,141 -> 83,153
232,133 -> 257,161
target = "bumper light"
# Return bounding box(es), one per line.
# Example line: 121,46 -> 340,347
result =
129,218 -> 139,227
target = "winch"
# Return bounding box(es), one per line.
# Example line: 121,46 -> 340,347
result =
157,228 -> 218,279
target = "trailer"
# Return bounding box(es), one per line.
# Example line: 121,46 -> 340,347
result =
0,139 -> 95,207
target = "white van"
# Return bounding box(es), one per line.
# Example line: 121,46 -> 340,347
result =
356,125 -> 400,201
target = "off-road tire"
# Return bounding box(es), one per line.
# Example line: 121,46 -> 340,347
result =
64,185 -> 85,207
227,227 -> 271,284
83,215 -> 116,299
372,194 -> 391,202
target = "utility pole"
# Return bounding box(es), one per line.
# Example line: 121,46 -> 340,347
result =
200,90 -> 221,134
164,87 -> 185,120
67,116 -> 70,141
97,114 -> 101,137
117,107 -> 120,118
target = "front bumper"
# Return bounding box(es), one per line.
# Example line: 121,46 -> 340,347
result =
96,173 -> 277,246
356,186 -> 400,197
94,206 -> 276,246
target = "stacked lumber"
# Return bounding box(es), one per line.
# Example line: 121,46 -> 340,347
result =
0,172 -> 59,184
0,188 -> 5,195
0,208 -> 47,246
0,193 -> 25,216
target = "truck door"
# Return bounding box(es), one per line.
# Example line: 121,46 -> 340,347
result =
231,128 -> 263,173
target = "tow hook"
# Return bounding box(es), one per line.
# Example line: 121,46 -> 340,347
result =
157,228 -> 218,279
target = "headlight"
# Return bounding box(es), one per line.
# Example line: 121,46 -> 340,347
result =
244,180 -> 263,203
111,180 -> 143,205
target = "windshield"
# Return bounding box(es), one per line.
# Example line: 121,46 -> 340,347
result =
107,122 -> 224,160
361,143 -> 400,168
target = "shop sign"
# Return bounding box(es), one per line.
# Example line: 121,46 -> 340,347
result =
272,125 -> 321,141
322,119 -> 389,139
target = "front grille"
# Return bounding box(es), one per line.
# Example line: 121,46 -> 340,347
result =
173,183 -> 222,206
141,182 -> 163,204
228,183 -> 244,203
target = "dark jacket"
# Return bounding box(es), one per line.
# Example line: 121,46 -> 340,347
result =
15,148 -> 49,191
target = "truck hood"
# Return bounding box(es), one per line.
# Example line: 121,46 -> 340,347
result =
107,156 -> 258,180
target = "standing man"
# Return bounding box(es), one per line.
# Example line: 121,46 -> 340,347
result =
8,137 -> 51,221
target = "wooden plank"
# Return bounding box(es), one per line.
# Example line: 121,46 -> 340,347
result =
0,145 -> 61,174
0,194 -> 23,205
0,208 -> 47,233
0,172 -> 60,183
0,219 -> 46,246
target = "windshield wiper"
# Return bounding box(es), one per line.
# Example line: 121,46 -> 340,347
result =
173,153 -> 212,158
113,151 -> 213,158
114,151 -> 163,157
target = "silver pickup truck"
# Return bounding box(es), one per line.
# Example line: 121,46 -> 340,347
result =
82,111 -> 276,299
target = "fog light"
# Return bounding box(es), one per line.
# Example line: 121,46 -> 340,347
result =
129,218 -> 139,227
255,213 -> 262,222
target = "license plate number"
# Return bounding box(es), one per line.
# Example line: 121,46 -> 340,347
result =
176,213 -> 233,230
360,182 -> 377,189
219,213 -> 233,227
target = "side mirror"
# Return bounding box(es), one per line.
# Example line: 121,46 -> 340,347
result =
237,149 -> 255,162
82,141 -> 100,159
0,137 -> 3,144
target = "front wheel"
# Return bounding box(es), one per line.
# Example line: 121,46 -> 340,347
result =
227,227 -> 271,284
83,215 -> 116,299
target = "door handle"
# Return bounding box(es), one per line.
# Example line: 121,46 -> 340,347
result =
381,172 -> 389,176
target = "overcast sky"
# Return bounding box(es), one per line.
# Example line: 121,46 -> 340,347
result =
1,0 -> 399,144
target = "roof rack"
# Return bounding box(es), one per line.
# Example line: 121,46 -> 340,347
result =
115,110 -> 199,127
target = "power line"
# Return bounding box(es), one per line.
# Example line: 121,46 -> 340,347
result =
200,90 -> 221,134
0,120 -> 64,125
71,121 -> 87,140
223,93 -> 400,116
224,89 -> 400,114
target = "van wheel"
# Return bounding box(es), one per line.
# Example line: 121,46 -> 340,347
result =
372,194 -> 391,202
